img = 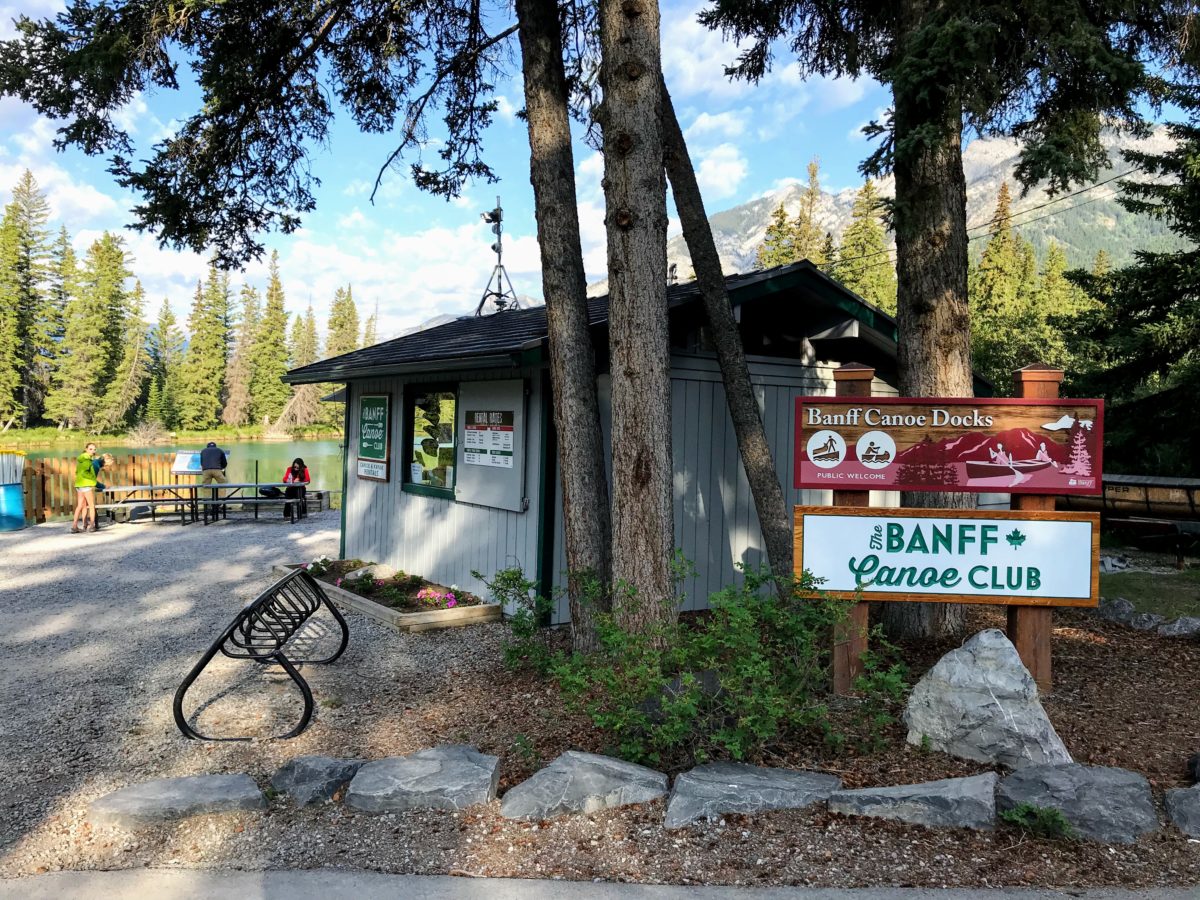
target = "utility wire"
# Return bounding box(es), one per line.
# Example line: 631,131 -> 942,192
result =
812,165 -> 1148,271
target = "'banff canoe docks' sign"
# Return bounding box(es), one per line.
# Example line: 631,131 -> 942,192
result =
794,506 -> 1100,607
794,397 -> 1104,496
357,393 -> 391,482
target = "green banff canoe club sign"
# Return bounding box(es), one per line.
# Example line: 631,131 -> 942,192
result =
357,394 -> 391,482
794,506 -> 1100,607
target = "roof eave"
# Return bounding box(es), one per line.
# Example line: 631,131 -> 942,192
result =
283,352 -> 526,384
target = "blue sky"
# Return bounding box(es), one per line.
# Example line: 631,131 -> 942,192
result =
0,0 -> 889,341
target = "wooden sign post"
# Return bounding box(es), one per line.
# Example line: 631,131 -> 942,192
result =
1010,365 -> 1064,693
831,364 -> 873,695
808,363 -> 1098,696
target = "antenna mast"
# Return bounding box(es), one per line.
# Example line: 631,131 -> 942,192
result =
475,195 -> 520,316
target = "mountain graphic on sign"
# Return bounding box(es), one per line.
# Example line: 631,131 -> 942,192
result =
892,428 -> 1069,466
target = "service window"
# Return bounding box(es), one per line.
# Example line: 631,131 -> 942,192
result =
405,386 -> 457,497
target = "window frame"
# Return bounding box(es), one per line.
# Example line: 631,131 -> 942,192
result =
402,382 -> 459,500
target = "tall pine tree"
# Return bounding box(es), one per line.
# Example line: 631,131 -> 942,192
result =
45,233 -> 130,428
792,157 -> 825,264
248,252 -> 291,423
177,266 -> 231,429
0,170 -> 51,424
361,302 -> 378,347
830,179 -> 896,312
287,304 -> 322,426
147,297 -> 184,428
222,283 -> 260,426
754,203 -> 796,268
325,285 -> 359,358
95,279 -> 149,431
0,214 -> 21,427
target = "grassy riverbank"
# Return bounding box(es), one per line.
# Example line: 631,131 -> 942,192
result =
0,424 -> 342,450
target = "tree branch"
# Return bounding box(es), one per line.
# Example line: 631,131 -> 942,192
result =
370,22 -> 520,204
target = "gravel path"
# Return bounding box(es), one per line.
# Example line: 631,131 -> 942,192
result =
0,514 -> 350,864
1,517 -> 1198,889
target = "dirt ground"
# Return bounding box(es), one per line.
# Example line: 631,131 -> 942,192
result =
1,521 -> 1197,888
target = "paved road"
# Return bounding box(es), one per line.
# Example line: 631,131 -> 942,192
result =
1,870 -> 1197,900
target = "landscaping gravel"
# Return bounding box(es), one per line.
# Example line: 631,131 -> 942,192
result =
1,520 -> 1199,888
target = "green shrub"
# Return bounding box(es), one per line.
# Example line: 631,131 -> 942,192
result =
999,803 -> 1077,840
474,567 -> 557,674
484,563 -> 911,768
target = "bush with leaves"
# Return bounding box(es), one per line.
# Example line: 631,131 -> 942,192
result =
494,564 -> 910,768
475,567 -> 557,674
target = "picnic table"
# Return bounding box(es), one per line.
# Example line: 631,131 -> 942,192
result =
196,482 -> 305,524
96,482 -> 298,525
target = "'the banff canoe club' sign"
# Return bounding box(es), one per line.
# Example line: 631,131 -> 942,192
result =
794,506 -> 1100,607
794,397 -> 1104,496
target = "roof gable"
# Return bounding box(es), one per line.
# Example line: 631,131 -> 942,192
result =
284,262 -> 896,384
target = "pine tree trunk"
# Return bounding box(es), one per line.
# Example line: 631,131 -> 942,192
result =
515,0 -> 613,648
885,59 -> 973,640
661,83 -> 793,582
598,0 -> 675,632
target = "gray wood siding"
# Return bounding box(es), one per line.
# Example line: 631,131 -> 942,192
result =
343,370 -> 545,608
548,354 -> 900,622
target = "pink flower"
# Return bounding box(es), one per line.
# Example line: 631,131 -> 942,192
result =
446,598 -> 457,608
335,577 -> 343,587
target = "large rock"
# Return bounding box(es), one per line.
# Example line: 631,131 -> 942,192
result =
1129,612 -> 1166,632
828,773 -> 997,831
344,563 -> 396,582
1095,597 -> 1135,625
664,762 -> 840,829
1158,617 -> 1200,637
346,746 -> 499,813
91,775 -> 265,827
1165,785 -> 1200,837
904,629 -> 1071,769
500,751 -> 668,820
996,764 -> 1158,844
271,756 -> 363,806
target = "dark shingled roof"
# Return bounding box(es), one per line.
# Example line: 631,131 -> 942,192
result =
284,262 -> 897,384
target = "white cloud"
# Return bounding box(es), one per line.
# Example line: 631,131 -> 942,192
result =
685,109 -> 748,141
495,94 -> 519,122
695,143 -> 747,200
337,209 -> 368,230
0,0 -> 63,39
661,4 -> 751,100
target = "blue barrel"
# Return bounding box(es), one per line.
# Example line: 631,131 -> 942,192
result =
0,452 -> 26,531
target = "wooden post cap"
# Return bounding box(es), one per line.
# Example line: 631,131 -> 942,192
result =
833,362 -> 875,382
1013,364 -> 1064,385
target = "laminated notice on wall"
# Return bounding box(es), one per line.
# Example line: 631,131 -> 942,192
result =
464,410 -> 515,468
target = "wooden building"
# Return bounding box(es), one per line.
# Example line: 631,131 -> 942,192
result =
284,262 -> 904,622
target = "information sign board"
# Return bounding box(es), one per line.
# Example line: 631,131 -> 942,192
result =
357,393 -> 391,482
794,396 -> 1104,496
794,505 -> 1100,607
464,410 -> 515,468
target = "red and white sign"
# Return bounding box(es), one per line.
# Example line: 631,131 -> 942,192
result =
794,397 -> 1104,496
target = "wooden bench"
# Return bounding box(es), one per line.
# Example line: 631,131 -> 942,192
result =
173,568 -> 349,741
197,494 -> 309,524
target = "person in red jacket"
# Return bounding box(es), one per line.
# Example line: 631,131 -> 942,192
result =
282,457 -> 310,520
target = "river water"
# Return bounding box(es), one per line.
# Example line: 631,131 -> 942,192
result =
24,438 -> 345,488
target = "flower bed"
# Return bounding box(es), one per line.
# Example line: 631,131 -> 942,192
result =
282,557 -> 500,633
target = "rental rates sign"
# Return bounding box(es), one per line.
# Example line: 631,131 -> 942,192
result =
794,397 -> 1104,496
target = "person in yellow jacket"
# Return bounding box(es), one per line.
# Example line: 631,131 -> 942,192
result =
71,442 -> 102,533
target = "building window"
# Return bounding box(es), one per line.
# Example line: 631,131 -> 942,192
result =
405,386 -> 457,497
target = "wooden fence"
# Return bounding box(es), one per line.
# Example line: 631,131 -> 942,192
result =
21,453 -> 178,522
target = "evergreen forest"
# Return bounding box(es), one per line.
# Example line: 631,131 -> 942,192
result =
0,170 -> 378,438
